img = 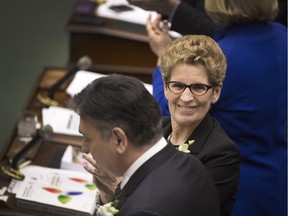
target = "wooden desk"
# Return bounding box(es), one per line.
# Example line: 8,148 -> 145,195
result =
66,4 -> 157,78
0,66 -> 139,215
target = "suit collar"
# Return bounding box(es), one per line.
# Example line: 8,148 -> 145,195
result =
120,137 -> 167,189
116,144 -> 177,208
162,114 -> 214,154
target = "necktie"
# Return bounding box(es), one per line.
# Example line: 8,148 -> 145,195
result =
113,182 -> 122,200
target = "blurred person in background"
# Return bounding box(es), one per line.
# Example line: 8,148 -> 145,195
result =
128,0 -> 215,36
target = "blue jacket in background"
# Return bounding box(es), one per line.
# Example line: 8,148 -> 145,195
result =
210,22 -> 287,216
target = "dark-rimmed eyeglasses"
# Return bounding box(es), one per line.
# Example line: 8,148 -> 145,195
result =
165,81 -> 212,96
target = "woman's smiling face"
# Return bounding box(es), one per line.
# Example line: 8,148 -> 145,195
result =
164,63 -> 221,127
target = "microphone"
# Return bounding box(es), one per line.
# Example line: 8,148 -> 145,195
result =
37,56 -> 92,107
48,56 -> 92,100
0,125 -> 53,180
11,124 -> 53,169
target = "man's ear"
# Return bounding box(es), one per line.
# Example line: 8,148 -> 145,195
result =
112,127 -> 128,154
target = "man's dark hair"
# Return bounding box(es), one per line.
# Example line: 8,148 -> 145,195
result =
73,74 -> 163,146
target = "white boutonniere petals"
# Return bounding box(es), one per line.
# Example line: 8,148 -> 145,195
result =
178,140 -> 195,153
97,201 -> 119,216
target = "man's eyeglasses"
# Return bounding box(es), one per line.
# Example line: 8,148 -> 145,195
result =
165,81 -> 212,96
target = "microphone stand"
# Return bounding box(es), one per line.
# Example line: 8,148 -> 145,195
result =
38,56 -> 92,107
0,125 -> 53,180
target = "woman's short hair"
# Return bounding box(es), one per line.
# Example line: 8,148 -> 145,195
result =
205,0 -> 279,27
160,35 -> 227,87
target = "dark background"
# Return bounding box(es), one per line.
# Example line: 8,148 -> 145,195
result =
0,0 -> 76,151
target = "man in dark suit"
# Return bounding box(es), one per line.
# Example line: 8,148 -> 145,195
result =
73,74 -> 220,216
128,0 -> 215,36
128,0 -> 286,36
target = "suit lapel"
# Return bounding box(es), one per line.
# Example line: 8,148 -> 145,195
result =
161,114 -> 214,155
117,143 -> 176,208
187,114 -> 214,154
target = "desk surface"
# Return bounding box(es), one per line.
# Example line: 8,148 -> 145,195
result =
0,67 -> 139,215
0,65 -> 155,215
66,0 -> 157,74
68,0 -> 150,42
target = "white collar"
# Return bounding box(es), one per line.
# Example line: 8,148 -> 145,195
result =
120,137 -> 167,189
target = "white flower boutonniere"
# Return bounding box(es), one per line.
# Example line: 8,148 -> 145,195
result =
97,199 -> 119,216
178,140 -> 195,153
97,198 -> 119,216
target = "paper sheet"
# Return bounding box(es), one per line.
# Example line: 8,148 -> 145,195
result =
96,0 -> 158,25
96,0 -> 182,38
42,107 -> 81,136
66,70 -> 153,96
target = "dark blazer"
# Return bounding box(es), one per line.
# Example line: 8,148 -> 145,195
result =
162,114 -> 241,216
170,1 -> 215,36
170,0 -> 286,36
116,143 -> 220,216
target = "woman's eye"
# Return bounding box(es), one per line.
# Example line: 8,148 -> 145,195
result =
193,84 -> 206,91
173,83 -> 184,89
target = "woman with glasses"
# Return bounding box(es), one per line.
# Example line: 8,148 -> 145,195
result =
149,1 -> 287,215
159,34 -> 241,216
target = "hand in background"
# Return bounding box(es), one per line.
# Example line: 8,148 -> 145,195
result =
146,13 -> 172,64
82,153 -> 122,204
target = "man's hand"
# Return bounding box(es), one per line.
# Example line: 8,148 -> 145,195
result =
82,153 -> 122,204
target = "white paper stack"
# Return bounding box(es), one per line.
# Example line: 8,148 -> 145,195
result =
42,107 -> 81,136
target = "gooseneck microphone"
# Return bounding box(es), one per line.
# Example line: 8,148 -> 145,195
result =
11,124 -> 53,170
0,125 -> 53,180
48,56 -> 92,100
37,56 -> 92,107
